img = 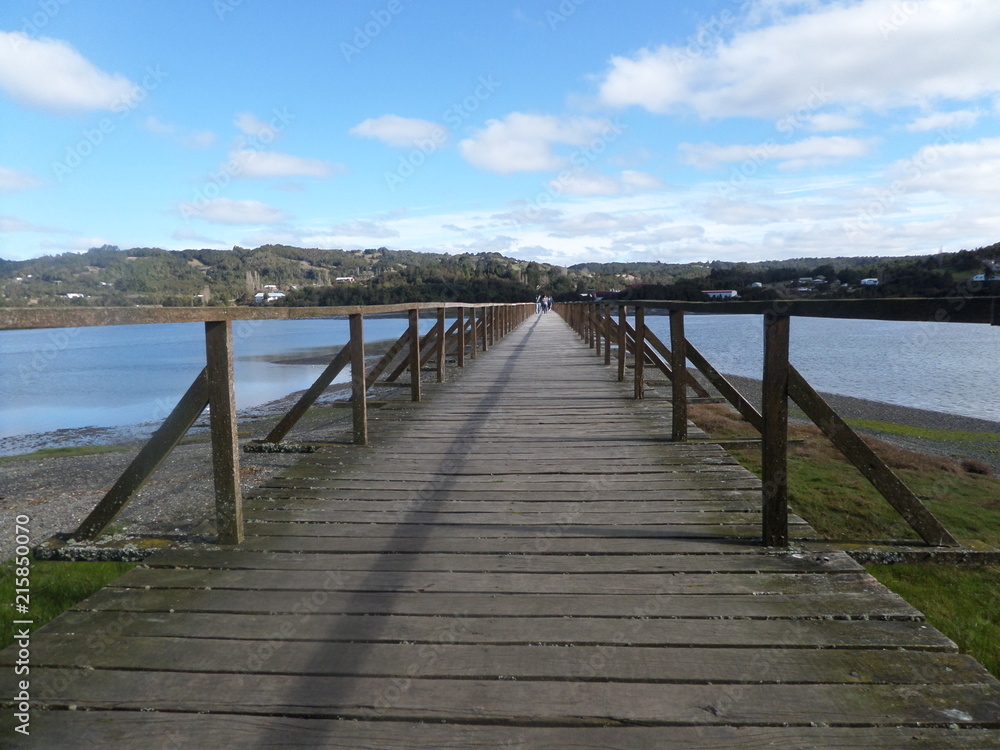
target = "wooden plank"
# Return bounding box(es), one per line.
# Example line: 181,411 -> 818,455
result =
8,714 -> 1000,749
37,610 -> 957,649
787,365 -> 960,547
73,368 -> 210,540
72,587 -> 924,620
13,670 -> 1000,726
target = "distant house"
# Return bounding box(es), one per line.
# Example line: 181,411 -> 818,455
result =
62,293 -> 85,299
703,289 -> 739,300
860,278 -> 879,286
262,284 -> 279,291
254,292 -> 286,303
973,273 -> 995,282
751,282 -> 763,288
335,276 -> 356,283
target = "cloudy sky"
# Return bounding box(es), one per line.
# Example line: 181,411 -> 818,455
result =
1,0 -> 998,265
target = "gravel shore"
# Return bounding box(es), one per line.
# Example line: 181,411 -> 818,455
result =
2,368 -> 997,562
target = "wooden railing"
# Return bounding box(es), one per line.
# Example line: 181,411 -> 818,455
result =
1,302 -> 533,545
557,297 -> 1000,549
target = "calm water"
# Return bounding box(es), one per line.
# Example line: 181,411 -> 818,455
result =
644,314 -> 1000,422
2,313 -> 998,455
0,315 -> 433,453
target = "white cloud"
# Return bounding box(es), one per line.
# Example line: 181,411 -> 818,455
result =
234,112 -> 275,138
548,211 -> 670,237
0,32 -> 136,112
144,116 -> 217,148
229,149 -> 336,178
0,167 -> 44,192
350,115 -> 448,148
680,136 -> 877,170
906,109 -> 986,132
0,215 -> 49,232
597,0 -> 1000,119
182,198 -> 288,225
891,137 -> 1000,199
548,169 -> 666,196
323,220 -> 400,239
459,113 -> 615,174
806,113 -> 864,132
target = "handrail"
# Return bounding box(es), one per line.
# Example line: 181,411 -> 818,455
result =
4,302 -> 533,546
555,298 -> 999,548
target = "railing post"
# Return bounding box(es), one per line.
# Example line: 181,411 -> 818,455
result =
603,302 -> 612,367
470,307 -> 478,360
617,304 -> 627,382
204,320 -> 243,545
670,309 -> 688,442
349,312 -> 368,446
408,308 -> 421,402
457,306 -> 466,368
436,306 -> 446,382
482,307 -> 490,351
634,306 -> 646,400
594,304 -> 602,356
762,313 -> 790,547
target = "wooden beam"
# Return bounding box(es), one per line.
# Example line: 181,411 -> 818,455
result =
349,313 -> 367,446
787,365 -> 959,547
408,308 -> 421,402
457,307 -> 466,368
643,326 -> 710,398
436,307 -> 447,382
634,306 -> 646,400
670,310 -> 687,442
618,305 -> 627,382
364,329 -> 410,389
264,346 -> 351,444
762,314 -> 790,548
205,320 -> 243,545
73,369 -> 210,540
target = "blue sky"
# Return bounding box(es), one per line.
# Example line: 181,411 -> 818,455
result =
1,0 -> 998,266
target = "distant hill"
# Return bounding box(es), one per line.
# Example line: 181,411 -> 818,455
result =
1,241 -> 998,307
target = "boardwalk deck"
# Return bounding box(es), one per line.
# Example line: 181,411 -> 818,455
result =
3,312 -> 1000,747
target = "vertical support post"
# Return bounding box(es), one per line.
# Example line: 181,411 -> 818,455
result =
349,312 -> 368,446
470,308 -> 478,360
408,308 -> 422,402
457,306 -> 466,368
617,304 -> 627,382
204,320 -> 243,545
594,302 -> 604,357
633,306 -> 646,400
604,304 -> 612,366
436,307 -> 446,382
670,309 -> 688,442
482,307 -> 490,351
588,305 -> 596,349
762,313 -> 790,547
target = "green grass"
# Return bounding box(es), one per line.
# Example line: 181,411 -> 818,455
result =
690,402 -> 1000,677
866,564 -> 1000,679
0,444 -> 132,463
844,417 -> 1000,445
1,559 -> 135,649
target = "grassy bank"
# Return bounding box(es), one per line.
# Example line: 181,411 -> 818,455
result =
1,559 -> 135,649
690,402 -> 1000,677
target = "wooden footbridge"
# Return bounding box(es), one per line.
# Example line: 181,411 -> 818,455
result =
3,301 -> 1000,747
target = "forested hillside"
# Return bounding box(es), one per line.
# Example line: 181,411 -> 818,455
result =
1,241 -> 997,307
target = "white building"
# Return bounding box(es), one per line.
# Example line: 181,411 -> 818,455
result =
702,289 -> 739,299
860,278 -> 879,286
